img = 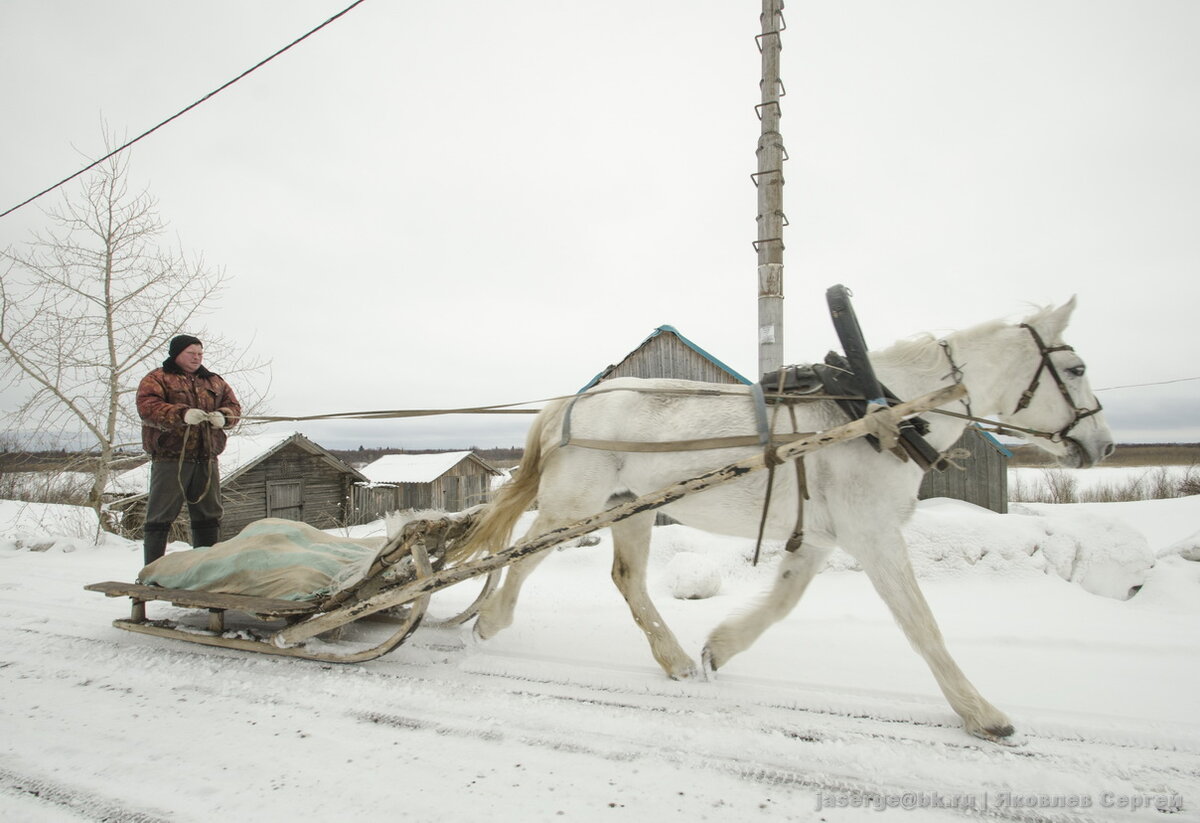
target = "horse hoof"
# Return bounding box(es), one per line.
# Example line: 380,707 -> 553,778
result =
969,722 -> 1018,744
458,624 -> 482,648
663,656 -> 703,681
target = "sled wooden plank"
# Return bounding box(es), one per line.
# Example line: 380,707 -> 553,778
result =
84,581 -> 319,617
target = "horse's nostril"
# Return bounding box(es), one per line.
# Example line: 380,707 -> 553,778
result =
1103,442 -> 1116,458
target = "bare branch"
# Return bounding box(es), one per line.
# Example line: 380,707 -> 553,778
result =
0,131 -> 271,513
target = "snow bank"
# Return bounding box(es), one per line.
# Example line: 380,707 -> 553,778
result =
663,551 -> 722,599
0,499 -> 103,553
1164,530 -> 1200,561
829,497 -> 1159,600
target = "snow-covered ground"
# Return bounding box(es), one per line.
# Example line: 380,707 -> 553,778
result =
1,488 -> 1198,822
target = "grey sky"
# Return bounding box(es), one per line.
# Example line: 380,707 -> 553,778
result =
2,1 -> 1197,450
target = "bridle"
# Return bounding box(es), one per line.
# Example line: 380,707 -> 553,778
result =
936,324 -> 1103,446
1011,323 -> 1103,443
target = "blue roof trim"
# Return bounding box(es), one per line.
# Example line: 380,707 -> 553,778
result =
656,325 -> 752,385
579,325 -> 752,392
973,425 -> 1013,457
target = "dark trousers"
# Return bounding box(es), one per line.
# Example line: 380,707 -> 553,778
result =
142,459 -> 223,566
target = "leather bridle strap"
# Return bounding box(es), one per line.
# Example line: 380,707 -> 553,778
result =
1014,323 -> 1103,442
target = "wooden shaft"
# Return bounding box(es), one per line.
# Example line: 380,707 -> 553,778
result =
274,384 -> 965,648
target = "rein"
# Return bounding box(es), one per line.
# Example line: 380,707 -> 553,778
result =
176,424 -> 215,505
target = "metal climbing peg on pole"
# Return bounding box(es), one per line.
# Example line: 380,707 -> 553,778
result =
756,0 -> 787,378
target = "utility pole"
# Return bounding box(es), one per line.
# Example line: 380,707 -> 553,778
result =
755,0 -> 786,378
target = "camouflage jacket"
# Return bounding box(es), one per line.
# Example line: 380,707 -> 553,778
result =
137,364 -> 242,460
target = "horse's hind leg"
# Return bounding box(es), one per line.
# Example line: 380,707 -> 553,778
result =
610,511 -> 699,680
702,542 -> 833,674
473,544 -> 553,641
473,509 -> 566,641
855,529 -> 1014,741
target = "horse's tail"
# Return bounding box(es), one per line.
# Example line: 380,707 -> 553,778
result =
444,401 -> 561,566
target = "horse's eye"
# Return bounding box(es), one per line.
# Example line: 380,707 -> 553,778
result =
1067,365 -> 1086,378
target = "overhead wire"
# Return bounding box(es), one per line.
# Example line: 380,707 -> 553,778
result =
1096,376 -> 1200,392
0,0 -> 369,220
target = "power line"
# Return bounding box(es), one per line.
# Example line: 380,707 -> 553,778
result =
1096,376 -> 1200,392
0,0 -> 369,220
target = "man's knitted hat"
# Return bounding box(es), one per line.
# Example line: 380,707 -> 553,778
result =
168,335 -> 202,360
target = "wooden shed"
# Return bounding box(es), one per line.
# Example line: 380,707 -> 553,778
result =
582,325 -> 751,389
352,451 -> 501,521
112,431 -> 368,542
918,426 -> 1011,513
585,326 -> 749,524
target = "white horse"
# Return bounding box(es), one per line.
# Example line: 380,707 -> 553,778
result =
450,298 -> 1113,741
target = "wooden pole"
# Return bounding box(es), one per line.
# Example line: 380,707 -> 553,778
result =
756,0 -> 786,378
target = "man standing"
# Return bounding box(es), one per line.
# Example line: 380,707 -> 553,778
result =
136,335 -> 241,566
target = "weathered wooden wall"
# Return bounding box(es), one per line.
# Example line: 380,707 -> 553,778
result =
918,428 -> 1009,514
221,444 -> 354,537
599,330 -> 747,385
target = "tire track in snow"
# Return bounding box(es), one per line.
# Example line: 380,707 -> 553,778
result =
0,766 -> 172,823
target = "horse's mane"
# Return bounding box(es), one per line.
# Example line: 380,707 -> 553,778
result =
872,332 -> 943,373
871,316 -> 1014,377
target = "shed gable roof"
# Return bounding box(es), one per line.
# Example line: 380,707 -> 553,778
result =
581,325 -> 751,391
222,431 -> 370,484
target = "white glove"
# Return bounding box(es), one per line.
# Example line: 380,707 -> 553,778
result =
206,411 -> 226,428
183,408 -> 207,425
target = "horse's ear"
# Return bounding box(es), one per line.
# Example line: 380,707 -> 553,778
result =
1030,296 -> 1077,340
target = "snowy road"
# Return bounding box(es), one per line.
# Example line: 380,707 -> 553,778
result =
2,500 -> 1199,822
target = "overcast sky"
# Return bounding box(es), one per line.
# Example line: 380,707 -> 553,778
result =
2,0 -> 1198,450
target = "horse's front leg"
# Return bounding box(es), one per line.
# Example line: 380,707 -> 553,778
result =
610,512 -> 699,680
702,542 -> 834,674
853,528 -> 1015,741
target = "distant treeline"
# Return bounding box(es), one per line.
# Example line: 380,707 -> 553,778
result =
1007,442 -> 1200,467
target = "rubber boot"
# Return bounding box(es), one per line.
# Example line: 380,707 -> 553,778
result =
190,519 -> 221,549
143,523 -> 171,567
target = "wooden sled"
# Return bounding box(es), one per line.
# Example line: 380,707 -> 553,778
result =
87,384 -> 964,663
85,512 -> 501,663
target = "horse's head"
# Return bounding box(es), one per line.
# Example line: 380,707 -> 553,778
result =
997,297 -> 1115,468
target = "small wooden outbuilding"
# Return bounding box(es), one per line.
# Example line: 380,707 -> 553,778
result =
583,325 -> 752,389
586,326 -> 750,524
112,431 -> 369,542
918,426 -> 1011,513
352,451 -> 502,520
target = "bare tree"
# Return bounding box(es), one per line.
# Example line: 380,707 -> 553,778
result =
0,144 -> 269,523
